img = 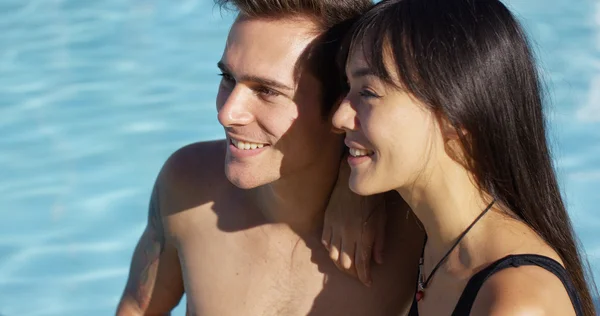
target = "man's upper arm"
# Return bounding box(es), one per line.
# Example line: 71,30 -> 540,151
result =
117,180 -> 184,315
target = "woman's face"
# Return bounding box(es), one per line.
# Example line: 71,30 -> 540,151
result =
332,45 -> 446,196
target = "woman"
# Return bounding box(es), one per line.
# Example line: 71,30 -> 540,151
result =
331,0 -> 598,314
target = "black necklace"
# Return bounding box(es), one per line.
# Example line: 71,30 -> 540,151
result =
416,199 -> 496,302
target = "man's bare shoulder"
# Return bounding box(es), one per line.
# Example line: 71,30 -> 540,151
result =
156,140 -> 263,235
161,139 -> 227,190
155,140 -> 232,217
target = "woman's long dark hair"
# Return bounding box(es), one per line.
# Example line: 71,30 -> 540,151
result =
340,0 -> 597,314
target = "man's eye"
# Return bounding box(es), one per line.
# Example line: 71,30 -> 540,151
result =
256,86 -> 281,98
218,73 -> 235,82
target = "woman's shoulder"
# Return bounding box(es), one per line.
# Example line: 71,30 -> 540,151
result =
469,254 -> 577,316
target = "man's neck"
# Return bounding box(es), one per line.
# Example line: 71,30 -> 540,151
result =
253,144 -> 344,236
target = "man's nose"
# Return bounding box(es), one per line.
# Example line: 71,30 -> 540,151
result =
217,87 -> 255,127
332,96 -> 359,132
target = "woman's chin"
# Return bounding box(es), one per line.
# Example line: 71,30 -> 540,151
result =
349,175 -> 383,196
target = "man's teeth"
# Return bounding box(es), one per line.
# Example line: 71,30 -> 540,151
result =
349,148 -> 373,157
231,139 -> 265,150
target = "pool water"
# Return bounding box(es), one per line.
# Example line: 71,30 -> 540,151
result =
0,0 -> 598,315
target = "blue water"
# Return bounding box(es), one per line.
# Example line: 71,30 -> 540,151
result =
0,0 -> 597,315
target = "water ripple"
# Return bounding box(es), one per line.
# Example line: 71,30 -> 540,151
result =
0,0 -> 597,315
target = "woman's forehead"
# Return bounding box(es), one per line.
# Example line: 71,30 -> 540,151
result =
345,39 -> 400,83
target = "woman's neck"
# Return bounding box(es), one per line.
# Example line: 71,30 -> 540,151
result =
396,160 -> 495,259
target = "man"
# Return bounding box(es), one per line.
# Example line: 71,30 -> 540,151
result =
116,0 -> 424,315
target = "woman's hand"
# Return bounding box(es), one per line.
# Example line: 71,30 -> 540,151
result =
321,158 -> 387,286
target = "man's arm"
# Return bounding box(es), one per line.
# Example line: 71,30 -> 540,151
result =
116,181 -> 184,316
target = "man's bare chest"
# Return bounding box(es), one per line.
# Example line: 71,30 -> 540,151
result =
167,207 -> 416,316
175,227 -> 329,315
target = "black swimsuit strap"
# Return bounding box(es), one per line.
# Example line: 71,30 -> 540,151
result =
451,254 -> 584,316
408,254 -> 585,316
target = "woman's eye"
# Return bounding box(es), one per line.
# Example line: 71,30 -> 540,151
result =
358,89 -> 380,99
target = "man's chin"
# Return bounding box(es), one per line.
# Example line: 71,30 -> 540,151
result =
228,178 -> 262,190
225,167 -> 271,190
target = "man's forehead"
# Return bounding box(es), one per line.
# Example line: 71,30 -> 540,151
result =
222,17 -> 319,85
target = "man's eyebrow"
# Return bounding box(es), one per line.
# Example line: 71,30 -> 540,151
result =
217,61 -> 294,92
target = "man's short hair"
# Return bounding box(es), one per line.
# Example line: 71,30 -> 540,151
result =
215,0 -> 373,117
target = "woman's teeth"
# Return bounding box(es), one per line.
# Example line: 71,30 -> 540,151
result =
349,148 -> 373,157
231,139 -> 266,150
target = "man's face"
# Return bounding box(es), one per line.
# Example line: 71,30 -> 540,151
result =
217,16 -> 336,189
